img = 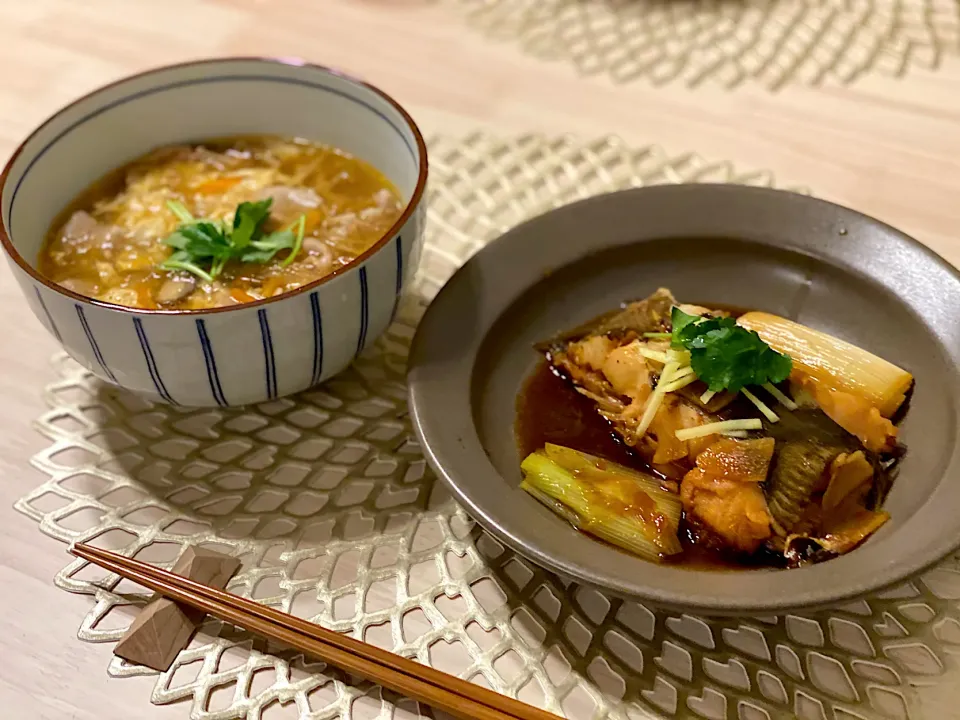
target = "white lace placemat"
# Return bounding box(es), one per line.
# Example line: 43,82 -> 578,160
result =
15,132 -> 960,720
441,0 -> 960,89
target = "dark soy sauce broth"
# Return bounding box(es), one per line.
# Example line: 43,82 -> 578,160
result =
515,360 -> 782,571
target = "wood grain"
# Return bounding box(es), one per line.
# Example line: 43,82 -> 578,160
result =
113,546 -> 241,672
73,542 -> 562,720
1,1 -> 959,719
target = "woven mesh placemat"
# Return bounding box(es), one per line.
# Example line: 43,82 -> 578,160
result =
15,132 -> 960,720
443,0 -> 960,89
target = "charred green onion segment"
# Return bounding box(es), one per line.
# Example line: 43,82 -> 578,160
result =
520,288 -> 912,568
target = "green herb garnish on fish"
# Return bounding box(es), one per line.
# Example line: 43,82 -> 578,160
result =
670,307 -> 793,392
158,199 -> 306,282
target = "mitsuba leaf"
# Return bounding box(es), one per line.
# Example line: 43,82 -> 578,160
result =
231,199 -> 273,249
162,232 -> 191,251
670,307 -> 700,344
240,229 -> 297,263
669,306 -> 792,392
158,198 -> 305,282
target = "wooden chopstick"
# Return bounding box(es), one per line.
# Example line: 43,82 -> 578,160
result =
70,542 -> 562,720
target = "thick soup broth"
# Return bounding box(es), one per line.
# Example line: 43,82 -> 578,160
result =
39,135 -> 403,309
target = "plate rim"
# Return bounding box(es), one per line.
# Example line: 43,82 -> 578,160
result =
408,183 -> 960,614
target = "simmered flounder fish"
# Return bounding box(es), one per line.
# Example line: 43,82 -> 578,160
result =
520,288 -> 909,567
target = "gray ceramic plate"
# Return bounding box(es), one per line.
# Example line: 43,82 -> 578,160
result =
407,184 -> 960,614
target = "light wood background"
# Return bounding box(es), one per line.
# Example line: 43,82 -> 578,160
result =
2,1 -> 960,718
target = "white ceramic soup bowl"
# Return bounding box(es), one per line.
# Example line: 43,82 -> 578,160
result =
0,58 -> 427,407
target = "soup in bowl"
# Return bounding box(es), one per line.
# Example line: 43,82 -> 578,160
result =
41,135 -> 406,310
0,58 -> 427,407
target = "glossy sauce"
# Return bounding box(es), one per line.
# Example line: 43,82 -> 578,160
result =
516,360 -> 782,570
515,359 -> 639,468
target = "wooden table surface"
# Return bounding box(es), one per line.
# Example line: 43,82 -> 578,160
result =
3,1 -> 960,718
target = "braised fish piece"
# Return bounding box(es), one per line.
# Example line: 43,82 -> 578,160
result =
537,287 -> 677,350
762,408 -> 861,534
518,287 -> 910,568
680,438 -> 776,553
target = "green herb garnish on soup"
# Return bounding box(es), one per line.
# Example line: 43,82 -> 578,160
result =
159,199 -> 306,282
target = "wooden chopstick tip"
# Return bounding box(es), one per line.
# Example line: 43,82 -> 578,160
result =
70,542 -> 107,565
69,541 -> 89,560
